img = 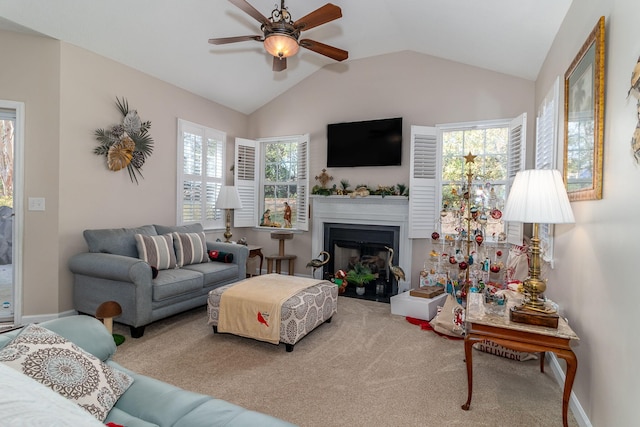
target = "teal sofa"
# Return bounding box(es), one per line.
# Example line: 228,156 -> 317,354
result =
0,315 -> 295,426
69,223 -> 248,338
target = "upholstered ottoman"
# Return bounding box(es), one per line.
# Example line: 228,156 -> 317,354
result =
207,275 -> 338,351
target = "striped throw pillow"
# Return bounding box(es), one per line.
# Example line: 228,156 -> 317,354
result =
173,232 -> 208,266
134,233 -> 177,270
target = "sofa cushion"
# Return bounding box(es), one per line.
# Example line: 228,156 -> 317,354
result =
0,324 -> 134,422
173,232 -> 208,267
135,234 -> 178,270
182,261 -> 239,286
84,225 -> 157,258
154,223 -> 204,235
152,268 -> 204,301
0,362 -> 105,426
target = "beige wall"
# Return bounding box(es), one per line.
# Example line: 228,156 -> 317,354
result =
1,31 -> 248,316
536,0 -> 639,424
246,50 -> 535,287
0,30 -> 61,316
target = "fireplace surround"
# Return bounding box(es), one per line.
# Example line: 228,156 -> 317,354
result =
311,196 -> 412,299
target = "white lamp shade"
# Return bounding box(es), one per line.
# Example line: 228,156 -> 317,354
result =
215,186 -> 242,210
502,169 -> 575,224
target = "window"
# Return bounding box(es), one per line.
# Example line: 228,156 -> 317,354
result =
177,119 -> 225,229
234,135 -> 309,231
409,114 -> 526,244
536,78 -> 560,265
440,123 -> 509,241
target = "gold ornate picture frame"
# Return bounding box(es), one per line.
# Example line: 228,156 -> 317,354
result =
563,16 -> 605,201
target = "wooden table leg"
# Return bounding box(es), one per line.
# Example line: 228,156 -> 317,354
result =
258,251 -> 263,275
555,349 -> 578,427
540,352 -> 545,373
461,336 -> 475,410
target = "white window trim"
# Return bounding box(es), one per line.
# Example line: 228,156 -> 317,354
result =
408,115 -> 527,244
234,134 -> 309,231
536,77 -> 560,267
176,119 -> 226,230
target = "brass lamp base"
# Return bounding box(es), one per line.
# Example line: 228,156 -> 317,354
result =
224,209 -> 233,243
510,305 -> 559,328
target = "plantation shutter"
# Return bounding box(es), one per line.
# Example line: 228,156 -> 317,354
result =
177,119 -> 225,229
408,126 -> 439,239
234,138 -> 258,227
536,79 -> 560,265
296,134 -> 310,231
505,113 -> 527,245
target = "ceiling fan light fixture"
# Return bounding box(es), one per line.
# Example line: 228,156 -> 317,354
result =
264,33 -> 299,58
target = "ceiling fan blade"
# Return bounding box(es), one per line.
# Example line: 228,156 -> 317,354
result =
293,3 -> 342,31
273,56 -> 287,72
300,39 -> 348,62
208,35 -> 263,45
228,0 -> 271,27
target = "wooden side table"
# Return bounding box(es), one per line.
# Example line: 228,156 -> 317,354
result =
264,231 -> 297,275
246,245 -> 263,277
461,300 -> 579,427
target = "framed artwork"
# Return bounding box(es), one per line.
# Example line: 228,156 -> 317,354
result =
563,16 -> 605,201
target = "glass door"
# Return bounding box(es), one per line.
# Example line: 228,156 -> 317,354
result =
0,107 -> 16,325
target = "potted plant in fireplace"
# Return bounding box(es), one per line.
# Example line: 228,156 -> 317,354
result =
346,263 -> 377,296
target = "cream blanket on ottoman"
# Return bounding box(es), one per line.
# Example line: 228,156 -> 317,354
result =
217,274 -> 325,344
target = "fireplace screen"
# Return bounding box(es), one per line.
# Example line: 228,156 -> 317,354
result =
323,223 -> 400,302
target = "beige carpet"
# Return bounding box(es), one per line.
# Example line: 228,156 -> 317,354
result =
112,297 -> 578,427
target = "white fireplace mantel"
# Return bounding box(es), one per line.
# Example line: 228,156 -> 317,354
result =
311,195 -> 412,291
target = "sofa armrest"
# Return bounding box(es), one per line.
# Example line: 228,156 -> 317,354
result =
39,315 -> 117,362
69,252 -> 152,284
206,242 -> 248,279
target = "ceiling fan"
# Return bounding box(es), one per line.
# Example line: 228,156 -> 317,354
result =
208,0 -> 348,72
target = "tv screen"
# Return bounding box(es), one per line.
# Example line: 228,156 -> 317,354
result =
327,117 -> 402,167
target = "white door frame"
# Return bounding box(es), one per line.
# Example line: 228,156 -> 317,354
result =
0,100 -> 24,325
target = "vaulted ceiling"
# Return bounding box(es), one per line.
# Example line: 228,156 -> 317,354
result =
0,0 -> 572,114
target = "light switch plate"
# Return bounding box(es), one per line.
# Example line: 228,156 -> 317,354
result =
28,197 -> 45,211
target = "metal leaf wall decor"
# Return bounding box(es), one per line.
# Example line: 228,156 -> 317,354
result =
94,97 -> 154,184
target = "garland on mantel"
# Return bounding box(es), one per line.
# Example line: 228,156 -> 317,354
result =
311,179 -> 408,197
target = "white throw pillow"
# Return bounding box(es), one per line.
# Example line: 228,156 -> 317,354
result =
0,362 -> 105,426
0,324 -> 134,421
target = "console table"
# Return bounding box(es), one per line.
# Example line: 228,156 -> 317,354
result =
461,300 -> 579,427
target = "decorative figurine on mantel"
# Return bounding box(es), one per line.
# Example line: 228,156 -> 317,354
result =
315,168 -> 333,188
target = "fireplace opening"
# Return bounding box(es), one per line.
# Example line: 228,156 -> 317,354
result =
323,223 -> 400,303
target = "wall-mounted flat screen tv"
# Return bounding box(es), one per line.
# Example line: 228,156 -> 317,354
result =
327,117 -> 402,167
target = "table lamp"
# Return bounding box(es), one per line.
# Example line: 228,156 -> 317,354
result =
502,169 -> 574,327
215,186 -> 242,243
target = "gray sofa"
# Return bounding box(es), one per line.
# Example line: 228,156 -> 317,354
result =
69,223 -> 248,338
0,315 -> 295,426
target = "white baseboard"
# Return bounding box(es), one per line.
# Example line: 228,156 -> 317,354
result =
547,352 -> 592,427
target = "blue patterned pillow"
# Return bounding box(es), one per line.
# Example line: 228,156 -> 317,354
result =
0,324 -> 133,421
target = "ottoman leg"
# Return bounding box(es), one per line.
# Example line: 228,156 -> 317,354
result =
285,343 -> 294,352
212,326 -> 218,334
325,316 -> 333,324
